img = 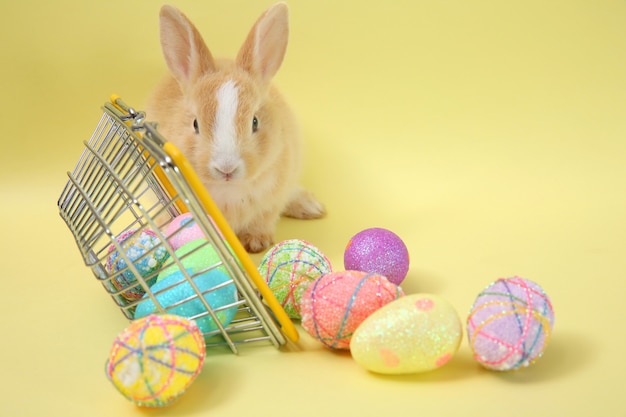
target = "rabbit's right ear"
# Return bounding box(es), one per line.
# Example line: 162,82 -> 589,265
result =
159,5 -> 215,91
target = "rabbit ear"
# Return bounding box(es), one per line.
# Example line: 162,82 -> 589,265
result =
159,5 -> 215,90
236,2 -> 289,85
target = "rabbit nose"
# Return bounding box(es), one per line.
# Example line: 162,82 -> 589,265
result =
213,162 -> 241,181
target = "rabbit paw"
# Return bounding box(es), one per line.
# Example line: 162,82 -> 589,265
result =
282,187 -> 326,220
239,233 -> 274,254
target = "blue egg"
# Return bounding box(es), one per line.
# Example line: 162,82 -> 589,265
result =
134,268 -> 239,337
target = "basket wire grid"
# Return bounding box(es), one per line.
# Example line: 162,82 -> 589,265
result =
58,95 -> 298,353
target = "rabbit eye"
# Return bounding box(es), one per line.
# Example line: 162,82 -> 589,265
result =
193,118 -> 199,134
252,116 -> 259,133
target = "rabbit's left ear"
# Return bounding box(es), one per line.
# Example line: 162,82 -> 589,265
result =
236,2 -> 289,85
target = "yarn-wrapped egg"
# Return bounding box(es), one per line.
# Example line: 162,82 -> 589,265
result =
106,228 -> 169,301
344,228 -> 410,285
300,271 -> 404,349
258,239 -> 332,319
467,276 -> 555,371
106,314 -> 205,407
135,268 -> 239,338
351,294 -> 463,374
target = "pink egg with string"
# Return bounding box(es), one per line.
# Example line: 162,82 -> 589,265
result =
300,270 -> 404,350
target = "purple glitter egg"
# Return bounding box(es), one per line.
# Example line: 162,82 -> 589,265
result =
343,228 -> 410,285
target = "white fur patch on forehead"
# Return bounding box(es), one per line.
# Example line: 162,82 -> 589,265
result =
210,79 -> 244,179
213,79 -> 239,144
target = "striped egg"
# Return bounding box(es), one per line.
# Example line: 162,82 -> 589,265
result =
258,239 -> 332,319
300,271 -> 404,349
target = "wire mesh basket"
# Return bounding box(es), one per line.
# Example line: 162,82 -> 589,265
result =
58,95 -> 298,353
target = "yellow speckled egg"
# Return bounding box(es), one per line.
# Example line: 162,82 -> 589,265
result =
350,294 -> 462,374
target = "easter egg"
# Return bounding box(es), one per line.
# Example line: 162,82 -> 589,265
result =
351,294 -> 463,374
467,276 -> 555,371
300,271 -> 404,349
158,239 -> 231,282
106,228 -> 169,301
164,213 -> 220,250
258,239 -> 332,319
344,228 -> 410,285
105,314 -> 205,407
134,268 -> 238,338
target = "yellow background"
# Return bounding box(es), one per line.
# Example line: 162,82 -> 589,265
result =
1,0 -> 625,415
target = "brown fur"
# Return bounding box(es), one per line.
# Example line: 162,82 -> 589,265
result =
145,3 -> 325,253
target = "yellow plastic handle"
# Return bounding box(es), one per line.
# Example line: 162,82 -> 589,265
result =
109,94 -> 124,111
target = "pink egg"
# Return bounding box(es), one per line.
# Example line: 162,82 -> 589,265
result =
300,270 -> 404,349
164,213 -> 222,250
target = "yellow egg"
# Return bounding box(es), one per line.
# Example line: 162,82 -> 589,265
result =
106,314 -> 206,407
350,294 -> 462,374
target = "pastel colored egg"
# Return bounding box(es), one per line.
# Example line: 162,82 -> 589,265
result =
467,276 -> 555,371
164,213 -> 225,251
158,239 -> 231,282
134,268 -> 239,338
106,228 -> 170,301
344,228 -> 410,285
164,213 -> 206,250
300,270 -> 404,350
106,314 -> 205,407
351,294 -> 463,374
258,239 -> 332,319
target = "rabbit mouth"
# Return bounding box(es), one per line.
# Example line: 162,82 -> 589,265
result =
210,165 -> 244,182
217,172 -> 236,182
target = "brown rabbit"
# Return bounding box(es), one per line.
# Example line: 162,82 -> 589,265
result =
145,3 -> 325,253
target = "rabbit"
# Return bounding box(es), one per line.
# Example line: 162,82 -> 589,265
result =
145,3 -> 325,253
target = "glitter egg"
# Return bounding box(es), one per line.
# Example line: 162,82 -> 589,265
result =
105,314 -> 205,407
258,239 -> 332,319
466,276 -> 555,371
134,268 -> 239,338
344,228 -> 410,285
300,270 -> 404,349
163,213 -> 223,250
158,239 -> 232,282
106,229 -> 170,301
350,293 -> 463,374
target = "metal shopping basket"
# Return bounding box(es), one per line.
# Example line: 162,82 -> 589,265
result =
58,95 -> 298,353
